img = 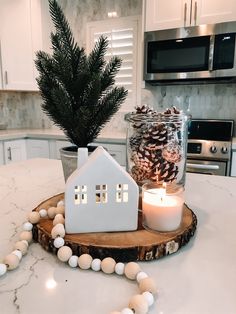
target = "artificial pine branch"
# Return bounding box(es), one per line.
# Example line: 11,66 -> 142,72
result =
35,0 -> 127,147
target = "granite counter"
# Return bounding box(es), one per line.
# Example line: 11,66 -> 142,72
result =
0,159 -> 236,314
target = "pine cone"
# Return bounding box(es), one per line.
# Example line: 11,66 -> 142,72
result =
135,104 -> 153,114
131,146 -> 156,172
129,133 -> 143,151
163,106 -> 181,115
149,158 -> 179,183
143,123 -> 173,149
162,141 -> 182,163
131,166 -> 149,184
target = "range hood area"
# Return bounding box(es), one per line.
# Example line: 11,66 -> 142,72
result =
144,21 -> 236,85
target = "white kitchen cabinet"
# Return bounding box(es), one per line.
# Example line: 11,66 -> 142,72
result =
0,0 -> 42,91
230,151 -> 236,176
26,139 -> 50,159
145,0 -> 236,31
3,140 -> 27,164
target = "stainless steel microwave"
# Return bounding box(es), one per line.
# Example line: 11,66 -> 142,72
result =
144,21 -> 236,84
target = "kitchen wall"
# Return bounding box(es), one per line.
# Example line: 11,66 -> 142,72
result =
1,0 -> 236,135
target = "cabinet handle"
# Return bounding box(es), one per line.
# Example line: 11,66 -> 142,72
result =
7,147 -> 12,161
4,71 -> 8,85
184,3 -> 187,26
194,1 -> 197,25
110,153 -> 116,157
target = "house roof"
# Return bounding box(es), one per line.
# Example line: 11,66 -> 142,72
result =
67,146 -> 137,185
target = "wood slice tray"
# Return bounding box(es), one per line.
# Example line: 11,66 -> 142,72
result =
32,193 -> 197,262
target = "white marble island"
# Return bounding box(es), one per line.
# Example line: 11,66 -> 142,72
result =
0,159 -> 236,314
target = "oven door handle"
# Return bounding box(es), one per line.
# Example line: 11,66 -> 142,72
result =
186,163 -> 220,170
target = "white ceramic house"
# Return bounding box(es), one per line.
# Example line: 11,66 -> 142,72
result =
65,146 -> 139,233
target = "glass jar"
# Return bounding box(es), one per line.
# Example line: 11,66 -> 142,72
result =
126,107 -> 190,189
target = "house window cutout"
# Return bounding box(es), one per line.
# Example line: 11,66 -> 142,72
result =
74,185 -> 87,205
116,184 -> 129,203
95,184 -> 108,203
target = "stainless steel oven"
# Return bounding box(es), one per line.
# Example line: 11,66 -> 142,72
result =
186,119 -> 234,176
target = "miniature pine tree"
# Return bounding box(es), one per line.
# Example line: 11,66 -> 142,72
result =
35,0 -> 127,147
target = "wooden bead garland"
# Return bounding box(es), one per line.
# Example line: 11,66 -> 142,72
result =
0,199 -> 158,313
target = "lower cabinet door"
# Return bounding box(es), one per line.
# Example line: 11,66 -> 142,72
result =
4,139 -> 27,164
26,139 -> 50,159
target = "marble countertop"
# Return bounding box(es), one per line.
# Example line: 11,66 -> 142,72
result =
0,159 -> 236,314
0,129 -> 126,144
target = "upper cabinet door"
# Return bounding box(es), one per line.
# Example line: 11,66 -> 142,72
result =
145,0 -> 192,31
0,0 -> 42,91
194,0 -> 236,26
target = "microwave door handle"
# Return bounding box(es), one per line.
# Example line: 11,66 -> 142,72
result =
187,163 -> 220,170
208,35 -> 215,72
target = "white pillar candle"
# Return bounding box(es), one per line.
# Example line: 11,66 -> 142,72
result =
142,185 -> 184,232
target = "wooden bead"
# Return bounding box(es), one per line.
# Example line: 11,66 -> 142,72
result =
12,250 -> 22,261
142,291 -> 154,306
136,271 -> 148,283
91,258 -> 101,271
68,255 -> 78,268
115,262 -> 125,275
121,308 -> 134,314
0,263 -> 7,276
51,223 -> 65,239
101,257 -> 116,274
21,240 -> 29,247
47,206 -> 57,219
78,254 -> 92,270
110,312 -> 121,314
53,214 -> 65,226
139,277 -> 158,295
129,294 -> 148,314
4,254 -> 20,270
14,241 -> 28,255
57,246 -> 72,262
19,231 -> 32,243
124,262 -> 141,280
53,237 -> 65,248
39,208 -> 47,218
28,211 -> 40,224
55,205 -> 65,215
23,222 -> 33,231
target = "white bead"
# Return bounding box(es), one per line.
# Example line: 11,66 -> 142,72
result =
12,250 -> 22,261
121,309 -> 134,314
57,200 -> 64,207
142,291 -> 154,307
53,214 -> 65,226
68,255 -> 78,268
57,246 -> 72,262
23,222 -> 33,231
53,237 -> 65,248
39,208 -> 47,218
115,262 -> 125,275
136,271 -> 148,283
91,258 -> 101,271
0,264 -> 7,276
51,223 -> 65,239
28,211 -> 40,224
